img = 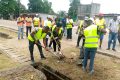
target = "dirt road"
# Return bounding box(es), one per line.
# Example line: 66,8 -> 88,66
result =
0,27 -> 120,80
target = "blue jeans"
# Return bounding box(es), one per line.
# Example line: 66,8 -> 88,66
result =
108,32 -> 117,49
18,26 -> 24,39
83,48 -> 97,71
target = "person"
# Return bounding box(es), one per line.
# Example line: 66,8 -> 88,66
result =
82,18 -> 106,75
28,26 -> 50,64
61,17 -> 66,36
44,16 -> 53,47
33,14 -> 40,30
49,23 -> 63,54
17,14 -> 24,40
76,17 -> 88,47
25,14 -> 32,37
66,16 -> 73,39
39,17 -> 44,27
107,16 -> 119,51
96,13 -> 106,48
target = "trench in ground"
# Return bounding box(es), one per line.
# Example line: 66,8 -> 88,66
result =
32,62 -> 72,80
0,32 -> 13,39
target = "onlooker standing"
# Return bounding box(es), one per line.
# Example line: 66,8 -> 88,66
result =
33,14 -> 40,30
107,16 -> 119,51
17,15 -> 24,40
96,13 -> 106,48
25,15 -> 32,37
62,17 -> 66,36
66,16 -> 73,39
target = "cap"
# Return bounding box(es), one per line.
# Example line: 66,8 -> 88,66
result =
98,13 -> 104,17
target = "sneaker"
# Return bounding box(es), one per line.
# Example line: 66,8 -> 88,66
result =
82,67 -> 86,72
59,51 -> 62,55
41,57 -> 46,60
89,70 -> 94,75
106,48 -> 110,50
112,48 -> 116,51
31,61 -> 35,65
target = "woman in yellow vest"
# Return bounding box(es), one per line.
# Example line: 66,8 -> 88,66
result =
28,26 -> 50,64
49,23 -> 63,54
82,18 -> 106,75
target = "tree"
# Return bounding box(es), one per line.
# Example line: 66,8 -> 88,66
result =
28,0 -> 54,14
57,11 -> 67,18
68,0 -> 80,21
0,0 -> 26,19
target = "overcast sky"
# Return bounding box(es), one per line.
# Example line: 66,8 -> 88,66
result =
21,0 -> 120,14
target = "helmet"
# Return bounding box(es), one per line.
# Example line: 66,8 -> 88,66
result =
84,16 -> 89,21
36,14 -> 39,17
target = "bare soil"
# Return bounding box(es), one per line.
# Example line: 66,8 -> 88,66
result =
0,27 -> 120,80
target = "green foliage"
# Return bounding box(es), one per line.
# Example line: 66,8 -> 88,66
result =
68,0 -> 80,21
57,11 -> 67,18
28,0 -> 54,14
0,0 -> 26,19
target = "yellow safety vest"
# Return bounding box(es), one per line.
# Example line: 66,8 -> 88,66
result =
28,28 -> 46,42
51,25 -> 63,38
96,18 -> 105,29
78,20 -> 84,32
47,21 -> 52,28
67,19 -> 73,29
33,18 -> 39,26
84,25 -> 99,48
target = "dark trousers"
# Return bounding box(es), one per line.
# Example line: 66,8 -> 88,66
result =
67,28 -> 72,39
118,33 -> 120,44
83,48 -> 97,71
53,39 -> 61,52
77,35 -> 85,47
26,26 -> 32,37
29,40 -> 45,61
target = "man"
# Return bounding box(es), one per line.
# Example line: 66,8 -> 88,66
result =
44,16 -> 53,47
66,16 -> 73,39
107,16 -> 119,51
17,14 -> 24,40
49,23 -> 63,54
28,26 -> 50,64
82,18 -> 106,75
25,14 -> 32,37
76,17 -> 88,47
33,14 -> 40,30
96,13 -> 106,48
62,17 -> 66,36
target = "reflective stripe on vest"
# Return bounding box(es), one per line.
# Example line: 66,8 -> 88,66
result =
84,25 -> 99,48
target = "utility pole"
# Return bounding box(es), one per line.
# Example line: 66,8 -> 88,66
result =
17,0 -> 20,17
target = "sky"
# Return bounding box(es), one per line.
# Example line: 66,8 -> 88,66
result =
21,0 -> 120,14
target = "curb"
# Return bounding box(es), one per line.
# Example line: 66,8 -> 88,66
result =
97,50 -> 120,60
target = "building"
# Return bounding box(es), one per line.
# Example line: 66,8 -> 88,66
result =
77,3 -> 100,19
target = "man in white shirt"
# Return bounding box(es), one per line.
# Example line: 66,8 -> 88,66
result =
107,16 -> 119,51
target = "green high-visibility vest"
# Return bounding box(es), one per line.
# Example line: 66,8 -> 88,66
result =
51,25 -> 63,38
28,28 -> 46,42
84,25 -> 99,48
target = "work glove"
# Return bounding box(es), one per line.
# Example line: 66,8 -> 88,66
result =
54,37 -> 58,40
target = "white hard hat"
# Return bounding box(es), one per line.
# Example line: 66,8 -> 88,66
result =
36,14 -> 39,17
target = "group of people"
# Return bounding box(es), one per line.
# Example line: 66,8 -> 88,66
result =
76,13 -> 120,51
76,13 -> 120,75
17,13 -> 120,75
